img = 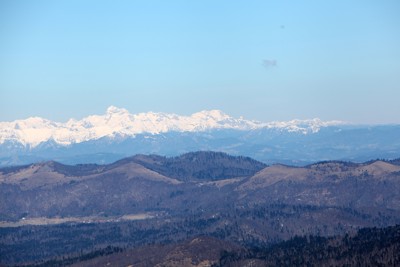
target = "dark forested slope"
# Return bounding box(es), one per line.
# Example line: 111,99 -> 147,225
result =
126,151 -> 267,181
23,225 -> 400,267
1,153 -> 400,266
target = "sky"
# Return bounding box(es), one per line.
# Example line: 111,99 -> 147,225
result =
1,0 -> 400,124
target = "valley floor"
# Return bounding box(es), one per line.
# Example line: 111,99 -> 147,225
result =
0,213 -> 155,228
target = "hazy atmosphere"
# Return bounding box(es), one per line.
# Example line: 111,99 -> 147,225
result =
1,0 -> 399,123
2,2 -> 400,266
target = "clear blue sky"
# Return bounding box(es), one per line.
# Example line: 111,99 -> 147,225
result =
1,0 -> 399,123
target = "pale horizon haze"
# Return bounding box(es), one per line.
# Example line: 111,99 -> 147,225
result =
1,1 -> 400,124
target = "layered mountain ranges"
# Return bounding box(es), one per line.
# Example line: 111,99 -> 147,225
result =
2,151 -> 400,223
2,151 -> 400,265
1,108 -> 400,265
2,106 -> 400,166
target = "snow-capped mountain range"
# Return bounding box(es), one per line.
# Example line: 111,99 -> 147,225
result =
0,106 -> 343,148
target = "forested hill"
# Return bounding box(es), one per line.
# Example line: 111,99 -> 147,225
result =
2,152 -> 400,266
126,151 -> 267,181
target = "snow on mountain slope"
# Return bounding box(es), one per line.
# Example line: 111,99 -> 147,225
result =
0,106 -> 344,147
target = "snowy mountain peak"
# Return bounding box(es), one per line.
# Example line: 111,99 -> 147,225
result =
192,110 -> 229,120
0,107 -> 345,147
106,105 -> 129,115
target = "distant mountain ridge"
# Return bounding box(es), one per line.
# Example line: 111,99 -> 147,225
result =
0,106 -> 343,148
1,107 -> 400,167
